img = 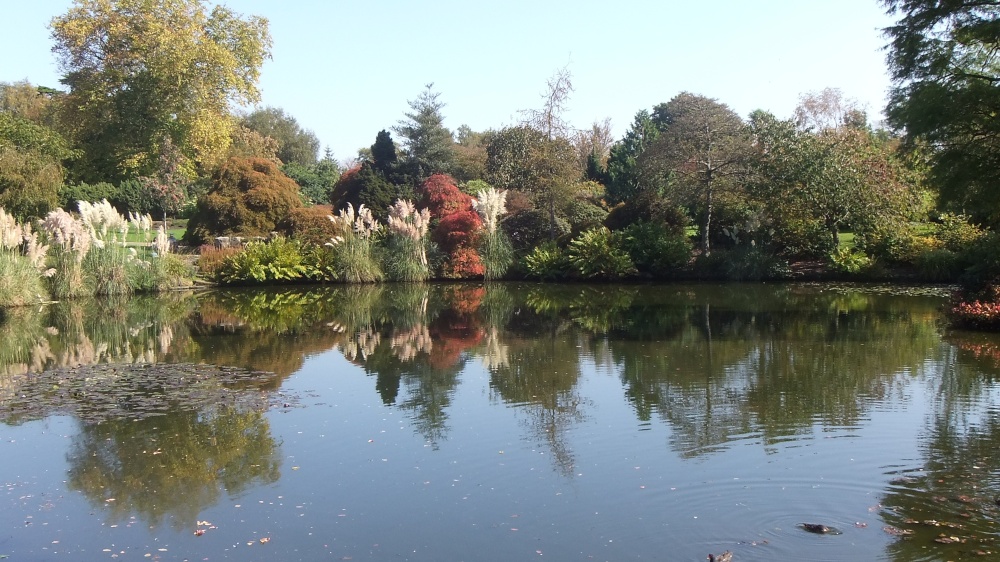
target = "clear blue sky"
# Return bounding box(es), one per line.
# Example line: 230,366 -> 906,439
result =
2,0 -> 897,163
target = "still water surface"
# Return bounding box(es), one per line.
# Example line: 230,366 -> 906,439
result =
1,283 -> 998,561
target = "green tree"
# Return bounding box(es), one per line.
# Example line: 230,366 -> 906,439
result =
241,106 -> 320,167
642,93 -> 751,255
50,0 -> 272,183
883,0 -> 1000,224
0,113 -> 76,219
605,110 -> 660,204
283,148 -> 340,205
748,110 -> 918,251
369,129 -> 398,175
395,84 -> 455,180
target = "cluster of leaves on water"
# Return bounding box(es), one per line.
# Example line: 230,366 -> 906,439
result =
0,362 -> 287,425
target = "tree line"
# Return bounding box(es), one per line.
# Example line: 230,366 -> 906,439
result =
4,0 -> 1000,327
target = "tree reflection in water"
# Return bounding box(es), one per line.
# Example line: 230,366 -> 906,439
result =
66,405 -> 280,530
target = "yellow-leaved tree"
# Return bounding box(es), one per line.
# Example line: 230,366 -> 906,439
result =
50,0 -> 272,184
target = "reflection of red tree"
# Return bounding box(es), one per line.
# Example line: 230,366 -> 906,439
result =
444,285 -> 485,315
427,306 -> 484,370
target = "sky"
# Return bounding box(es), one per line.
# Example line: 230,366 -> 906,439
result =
1,0 -> 898,164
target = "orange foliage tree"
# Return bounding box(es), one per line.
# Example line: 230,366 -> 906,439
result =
184,157 -> 302,245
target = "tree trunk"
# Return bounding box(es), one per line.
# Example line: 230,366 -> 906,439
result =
827,219 -> 839,250
701,183 -> 713,256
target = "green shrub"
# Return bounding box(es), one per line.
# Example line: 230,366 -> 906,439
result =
215,238 -> 316,285
563,199 -> 607,236
913,248 -> 962,282
522,242 -> 570,281
723,245 -> 790,281
935,213 -> 986,252
855,223 -> 929,265
695,246 -> 790,281
503,209 -> 571,252
58,181 -> 117,210
830,247 -> 874,275
622,221 -> 692,277
567,227 -> 636,280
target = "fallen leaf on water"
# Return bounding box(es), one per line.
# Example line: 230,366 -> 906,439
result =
194,530 -> 205,536
259,537 -> 271,544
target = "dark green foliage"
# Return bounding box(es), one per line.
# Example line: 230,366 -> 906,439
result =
58,181 -> 117,210
282,156 -> 340,205
562,199 -> 607,236
884,0 -> 1000,225
522,242 -> 570,281
329,163 -> 409,220
484,126 -> 546,191
241,107 -> 320,166
395,84 -> 454,180
603,191 -> 688,233
604,110 -> 660,204
0,113 -> 75,220
566,227 -> 636,280
370,130 -> 398,175
621,222 -> 692,277
184,157 -> 302,245
695,247 -> 791,281
503,209 -> 571,252
111,178 -> 156,215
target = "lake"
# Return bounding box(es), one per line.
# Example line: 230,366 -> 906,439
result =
1,282 -> 998,561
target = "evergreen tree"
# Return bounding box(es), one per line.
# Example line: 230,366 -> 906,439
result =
605,110 -> 660,204
395,84 -> 455,181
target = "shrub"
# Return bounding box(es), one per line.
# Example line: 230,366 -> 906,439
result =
603,192 -> 688,234
935,213 -> 986,252
442,246 -> 484,279
913,248 -> 962,282
566,227 -> 636,280
563,199 -> 607,236
58,181 -> 117,210
855,223 -> 930,265
420,174 -> 472,218
214,238 -> 319,285
522,242 -> 570,281
949,296 -> 1000,331
279,205 -> 338,246
184,157 -> 303,246
503,209 -> 571,252
830,247 -> 874,275
197,245 -> 242,279
724,246 -> 790,281
622,221 -> 692,277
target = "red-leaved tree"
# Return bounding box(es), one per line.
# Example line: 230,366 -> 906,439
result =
419,174 -> 484,278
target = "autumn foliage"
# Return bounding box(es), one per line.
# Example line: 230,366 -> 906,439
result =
419,174 -> 484,278
185,157 -> 302,245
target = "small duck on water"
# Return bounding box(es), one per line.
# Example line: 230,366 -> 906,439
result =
707,551 -> 732,562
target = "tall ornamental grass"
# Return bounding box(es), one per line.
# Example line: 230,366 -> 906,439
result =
42,208 -> 91,298
385,199 -> 431,282
472,187 -> 513,280
0,208 -> 48,308
327,203 -> 383,283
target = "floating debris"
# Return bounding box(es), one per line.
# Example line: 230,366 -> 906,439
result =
0,362 -> 290,424
798,523 -> 842,535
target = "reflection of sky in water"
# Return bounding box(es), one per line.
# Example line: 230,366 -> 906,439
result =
1,284 -> 998,561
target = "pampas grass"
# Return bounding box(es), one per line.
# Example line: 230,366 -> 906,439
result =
327,204 -> 383,284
